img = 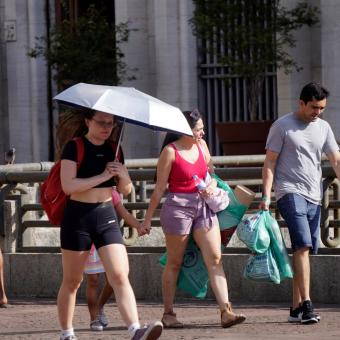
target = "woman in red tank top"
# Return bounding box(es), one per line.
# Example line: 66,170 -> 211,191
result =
143,109 -> 246,329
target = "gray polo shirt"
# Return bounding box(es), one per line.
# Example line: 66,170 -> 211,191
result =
266,112 -> 339,204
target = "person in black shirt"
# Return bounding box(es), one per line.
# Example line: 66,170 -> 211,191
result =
56,109 -> 162,340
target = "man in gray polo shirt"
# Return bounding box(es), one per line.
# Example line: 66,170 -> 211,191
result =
260,82 -> 340,324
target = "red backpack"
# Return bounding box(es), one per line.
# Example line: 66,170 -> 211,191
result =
41,138 -> 123,225
40,137 -> 84,225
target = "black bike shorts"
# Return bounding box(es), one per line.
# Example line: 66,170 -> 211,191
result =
60,199 -> 124,251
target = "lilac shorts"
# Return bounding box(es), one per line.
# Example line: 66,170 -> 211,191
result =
160,192 -> 218,235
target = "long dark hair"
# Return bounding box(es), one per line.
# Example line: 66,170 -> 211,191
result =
154,109 -> 202,182
160,109 -> 202,153
55,108 -> 122,159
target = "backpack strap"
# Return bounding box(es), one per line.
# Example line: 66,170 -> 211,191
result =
73,137 -> 85,168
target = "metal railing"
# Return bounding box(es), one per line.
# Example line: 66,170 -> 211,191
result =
1,156 -> 340,253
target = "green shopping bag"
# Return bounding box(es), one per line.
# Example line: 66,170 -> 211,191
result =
236,211 -> 271,253
159,236 -> 208,299
263,211 -> 293,281
212,173 -> 248,230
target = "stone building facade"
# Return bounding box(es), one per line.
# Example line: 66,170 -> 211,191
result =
0,0 -> 338,163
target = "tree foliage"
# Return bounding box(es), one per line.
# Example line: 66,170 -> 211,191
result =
190,0 -> 319,120
28,4 -> 135,88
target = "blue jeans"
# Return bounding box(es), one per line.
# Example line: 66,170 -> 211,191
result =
277,193 -> 320,254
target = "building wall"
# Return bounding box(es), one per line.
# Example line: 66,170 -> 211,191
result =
0,0 -> 50,163
0,0 -> 11,162
0,0 -> 339,164
278,0 -> 340,142
115,0 -> 198,158
320,0 -> 340,140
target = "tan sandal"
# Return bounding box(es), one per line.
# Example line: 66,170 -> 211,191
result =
161,311 -> 184,328
221,302 -> 246,328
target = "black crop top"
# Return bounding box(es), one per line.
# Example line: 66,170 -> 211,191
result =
61,137 -> 124,188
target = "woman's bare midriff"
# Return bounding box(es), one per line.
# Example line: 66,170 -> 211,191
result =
70,187 -> 113,203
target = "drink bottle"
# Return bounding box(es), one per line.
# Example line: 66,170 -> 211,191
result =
193,175 -> 206,191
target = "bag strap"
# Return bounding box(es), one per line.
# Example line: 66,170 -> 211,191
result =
73,137 -> 85,169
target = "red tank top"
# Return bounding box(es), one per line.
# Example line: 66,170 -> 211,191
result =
168,142 -> 208,193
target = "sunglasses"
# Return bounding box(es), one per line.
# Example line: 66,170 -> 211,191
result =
91,118 -> 115,129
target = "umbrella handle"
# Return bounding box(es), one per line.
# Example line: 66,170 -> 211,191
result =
115,120 -> 125,160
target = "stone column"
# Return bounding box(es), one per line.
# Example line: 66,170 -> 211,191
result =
3,198 -> 20,253
320,0 -> 340,140
115,0 -> 198,157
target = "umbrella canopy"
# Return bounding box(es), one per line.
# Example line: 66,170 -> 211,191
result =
53,83 -> 193,136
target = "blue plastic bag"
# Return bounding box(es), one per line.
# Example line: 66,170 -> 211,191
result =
236,211 -> 271,253
212,173 -> 248,230
243,247 -> 281,284
159,236 -> 208,299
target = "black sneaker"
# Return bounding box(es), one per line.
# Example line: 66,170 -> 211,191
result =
301,300 -> 318,324
288,305 -> 302,323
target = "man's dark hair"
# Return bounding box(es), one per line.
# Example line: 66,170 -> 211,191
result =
300,82 -> 330,104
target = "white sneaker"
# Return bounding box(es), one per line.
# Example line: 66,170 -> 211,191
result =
90,319 -> 104,331
98,308 -> 108,327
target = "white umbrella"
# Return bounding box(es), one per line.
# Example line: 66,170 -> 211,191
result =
53,83 -> 193,136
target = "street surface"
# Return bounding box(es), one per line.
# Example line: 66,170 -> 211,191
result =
0,299 -> 340,339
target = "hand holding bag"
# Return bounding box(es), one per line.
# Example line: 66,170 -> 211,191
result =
201,172 -> 230,213
203,186 -> 230,213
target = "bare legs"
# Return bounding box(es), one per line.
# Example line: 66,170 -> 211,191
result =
58,244 -> 139,331
0,249 -> 8,305
162,225 -> 230,313
57,250 -> 89,329
97,279 -> 113,310
162,234 -> 189,314
162,225 -> 230,312
86,273 -> 101,322
193,225 -> 229,309
86,273 -> 113,322
162,225 -> 245,327
98,244 -> 139,326
194,225 -> 245,326
292,247 -> 311,308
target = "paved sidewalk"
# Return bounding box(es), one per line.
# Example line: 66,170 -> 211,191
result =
0,298 -> 340,339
